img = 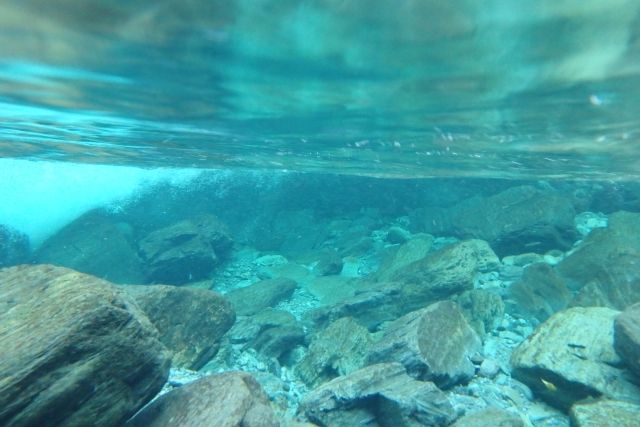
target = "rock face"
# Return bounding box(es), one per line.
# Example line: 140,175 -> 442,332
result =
614,303 -> 640,377
557,211 -> 640,309
299,363 -> 455,427
0,224 -> 29,268
122,284 -> 235,370
34,209 -> 145,284
511,307 -> 640,410
570,399 -> 640,427
368,301 -> 482,388
297,317 -> 373,388
509,263 -> 572,322
226,277 -> 297,316
0,265 -> 171,427
412,185 -> 578,256
126,372 -> 279,427
138,214 -> 233,285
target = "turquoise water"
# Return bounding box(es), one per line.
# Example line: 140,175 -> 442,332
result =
1,0 -> 639,178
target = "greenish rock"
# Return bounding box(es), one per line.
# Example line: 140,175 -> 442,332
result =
413,185 -> 578,257
509,263 -> 572,322
299,363 -> 455,427
296,317 -> 373,388
138,214 -> 233,285
451,408 -> 526,427
121,284 -> 235,370
0,265 -> 170,427
230,309 -> 304,360
511,307 -> 640,411
557,211 -> 640,309
226,277 -> 298,316
374,233 -> 434,281
0,224 -> 29,268
126,372 -> 278,427
454,289 -> 505,337
34,209 -> 145,284
306,276 -> 359,305
368,300 -> 482,388
312,248 -> 343,276
570,399 -> 640,427
614,303 -> 640,378
502,252 -> 545,267
385,225 -> 411,244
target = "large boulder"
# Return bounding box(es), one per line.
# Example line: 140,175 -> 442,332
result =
34,209 -> 145,284
299,363 -> 455,427
138,214 -> 233,285
226,277 -> 297,316
614,302 -> 640,377
368,300 -> 482,388
509,263 -> 572,322
511,307 -> 640,410
412,185 -> 578,256
296,317 -> 373,388
122,284 -> 235,370
126,372 -> 279,427
0,265 -> 171,427
0,224 -> 29,268
454,289 -> 505,337
570,399 -> 640,427
557,211 -> 640,309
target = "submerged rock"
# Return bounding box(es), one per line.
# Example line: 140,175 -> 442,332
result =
570,399 -> 640,427
412,185 -> 578,256
0,224 -> 29,268
509,263 -> 572,322
614,303 -> 640,378
454,289 -> 505,337
126,372 -> 279,427
296,317 -> 373,388
122,284 -> 235,370
299,362 -> 455,427
374,233 -> 434,281
34,209 -> 145,284
368,300 -> 482,388
0,265 -> 170,427
226,277 -> 297,316
138,214 -> 233,285
510,307 -> 640,410
451,408 -> 525,427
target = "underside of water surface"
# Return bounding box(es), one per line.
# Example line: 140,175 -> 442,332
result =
1,2 -> 640,427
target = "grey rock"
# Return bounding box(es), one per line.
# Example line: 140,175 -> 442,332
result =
368,300 -> 482,388
226,277 -> 298,316
138,214 -> 233,285
312,248 -> 343,276
385,226 -> 411,244
34,209 -> 145,284
614,302 -> 640,377
451,408 -> 525,427
0,265 -> 170,427
296,317 -> 373,388
509,263 -> 572,322
299,363 -> 455,427
126,372 -> 278,427
455,289 -> 505,337
413,185 -> 578,256
231,309 -> 305,360
122,284 -> 235,370
511,307 -> 640,410
570,399 -> 640,427
374,233 -> 434,281
478,359 -> 501,379
0,224 -> 29,268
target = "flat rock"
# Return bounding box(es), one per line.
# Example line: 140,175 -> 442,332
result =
0,224 -> 29,268
614,302 -> 640,377
296,317 -> 373,388
368,300 -> 482,388
34,209 -> 144,284
122,284 -> 235,370
138,214 -> 233,285
451,408 -> 525,427
0,265 -> 170,427
226,277 -> 297,316
509,263 -> 572,322
299,362 -> 455,427
511,307 -> 640,410
570,399 -> 640,427
126,372 -> 278,427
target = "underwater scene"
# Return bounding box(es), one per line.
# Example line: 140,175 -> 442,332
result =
1,1 -> 640,426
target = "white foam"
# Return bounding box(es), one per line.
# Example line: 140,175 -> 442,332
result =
0,159 -> 200,247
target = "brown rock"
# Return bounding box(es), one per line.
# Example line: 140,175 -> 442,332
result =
0,265 -> 170,427
614,303 -> 640,377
